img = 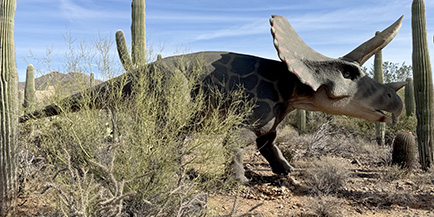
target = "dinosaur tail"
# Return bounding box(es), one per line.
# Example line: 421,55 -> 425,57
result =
19,74 -> 133,123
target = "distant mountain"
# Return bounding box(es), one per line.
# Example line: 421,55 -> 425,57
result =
19,71 -> 103,95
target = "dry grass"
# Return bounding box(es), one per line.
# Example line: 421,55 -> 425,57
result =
18,41 -> 254,216
304,156 -> 350,195
381,165 -> 410,182
305,196 -> 345,217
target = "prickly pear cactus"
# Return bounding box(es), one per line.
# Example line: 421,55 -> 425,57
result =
23,64 -> 35,109
412,0 -> 434,169
116,0 -> 146,71
0,0 -> 18,214
392,130 -> 416,169
373,31 -> 385,145
405,77 -> 416,117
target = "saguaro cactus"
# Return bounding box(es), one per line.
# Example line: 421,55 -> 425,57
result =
392,130 -> 416,169
23,64 -> 35,109
405,77 -> 416,117
0,0 -> 18,215
90,72 -> 95,87
373,31 -> 385,145
116,0 -> 146,71
412,0 -> 434,169
296,110 -> 306,134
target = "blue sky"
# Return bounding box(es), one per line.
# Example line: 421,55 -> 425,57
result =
15,0 -> 434,81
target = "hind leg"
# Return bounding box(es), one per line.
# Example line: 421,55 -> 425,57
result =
256,131 -> 293,174
230,147 -> 249,183
225,129 -> 256,183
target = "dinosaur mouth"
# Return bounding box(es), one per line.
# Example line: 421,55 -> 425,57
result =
375,109 -> 396,123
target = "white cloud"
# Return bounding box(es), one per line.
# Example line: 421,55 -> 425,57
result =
193,19 -> 268,41
59,0 -> 128,22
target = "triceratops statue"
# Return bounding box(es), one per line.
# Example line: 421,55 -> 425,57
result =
20,15 -> 405,182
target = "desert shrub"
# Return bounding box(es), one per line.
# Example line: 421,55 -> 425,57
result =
305,196 -> 345,217
297,120 -> 392,167
289,110 -> 416,146
381,165 -> 409,182
412,166 -> 434,186
282,111 -> 332,135
22,53 -> 253,216
304,156 -> 350,195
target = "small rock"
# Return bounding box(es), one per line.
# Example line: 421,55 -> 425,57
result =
288,176 -> 300,185
405,180 -> 415,186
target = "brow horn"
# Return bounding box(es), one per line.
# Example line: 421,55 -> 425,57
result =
341,16 -> 403,65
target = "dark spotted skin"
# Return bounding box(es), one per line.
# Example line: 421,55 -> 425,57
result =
160,51 -> 308,133
160,51 -> 309,179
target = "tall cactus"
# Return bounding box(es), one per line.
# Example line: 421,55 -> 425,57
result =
131,0 -> 146,66
373,31 -> 385,145
0,0 -> 18,215
405,77 -> 416,117
116,0 -> 146,71
90,72 -> 95,87
296,110 -> 306,134
23,64 -> 35,109
412,0 -> 434,169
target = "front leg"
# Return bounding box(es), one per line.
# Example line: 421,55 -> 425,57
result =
256,131 -> 293,174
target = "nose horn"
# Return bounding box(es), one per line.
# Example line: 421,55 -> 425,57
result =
341,16 -> 403,65
386,81 -> 407,91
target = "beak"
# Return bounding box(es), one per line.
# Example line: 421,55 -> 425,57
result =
392,112 -> 398,124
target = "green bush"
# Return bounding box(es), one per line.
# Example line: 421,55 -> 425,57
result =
24,55 -> 253,216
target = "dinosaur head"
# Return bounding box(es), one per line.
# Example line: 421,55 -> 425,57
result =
270,15 -> 404,123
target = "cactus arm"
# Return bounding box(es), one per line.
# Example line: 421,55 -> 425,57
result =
115,30 -> 133,72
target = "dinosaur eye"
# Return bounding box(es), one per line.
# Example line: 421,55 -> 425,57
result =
340,64 -> 360,80
342,70 -> 351,79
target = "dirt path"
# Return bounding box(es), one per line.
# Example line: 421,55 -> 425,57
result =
208,150 -> 434,217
